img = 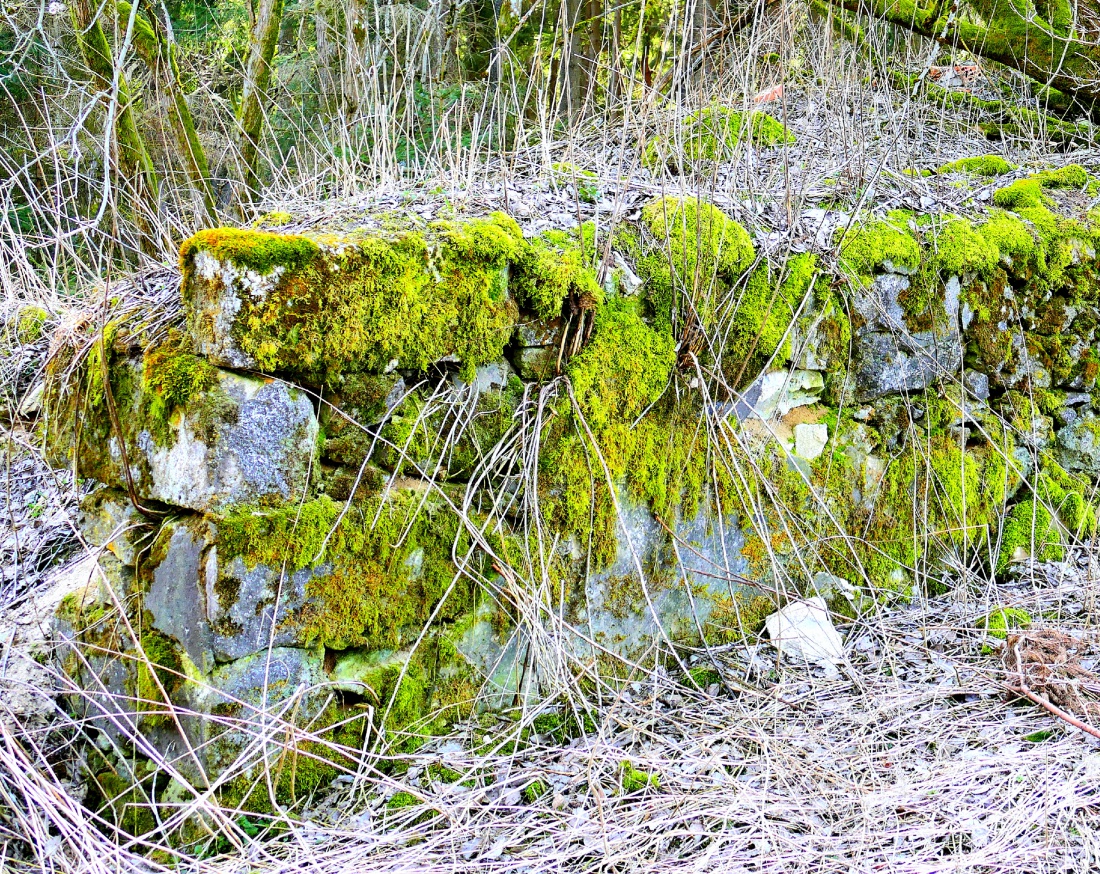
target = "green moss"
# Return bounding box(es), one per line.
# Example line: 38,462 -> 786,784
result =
568,299 -> 674,435
1034,164 -> 1089,190
135,628 -> 184,728
983,607 -> 1031,639
182,214 -> 527,381
993,166 -> 1091,214
644,106 -> 793,172
935,155 -> 1015,177
140,330 -> 223,446
930,218 -> 1000,276
180,227 -> 319,274
839,218 -> 921,278
512,224 -> 602,320
15,305 -> 48,344
218,492 -> 476,651
620,761 -> 659,793
722,253 -> 818,385
994,179 -> 1049,211
683,665 -> 721,689
997,500 -> 1063,573
387,790 -> 420,810
640,196 -> 755,335
92,771 -> 158,837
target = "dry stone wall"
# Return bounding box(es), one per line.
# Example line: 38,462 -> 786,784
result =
38,166 -> 1100,822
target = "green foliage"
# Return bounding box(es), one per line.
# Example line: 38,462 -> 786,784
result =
550,162 -> 599,203
387,790 -> 420,810
936,155 -> 1015,176
644,106 -> 794,173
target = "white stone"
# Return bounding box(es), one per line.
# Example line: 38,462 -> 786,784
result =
793,423 -> 828,460
764,597 -> 845,665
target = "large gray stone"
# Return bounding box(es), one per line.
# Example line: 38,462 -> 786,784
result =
854,330 -> 963,400
1057,417 -> 1100,477
57,358 -> 318,513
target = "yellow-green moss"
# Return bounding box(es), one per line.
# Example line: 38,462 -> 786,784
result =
935,155 -> 1015,177
217,492 -> 475,651
839,219 -> 921,278
983,606 -> 1031,639
15,305 -> 49,344
134,627 -> 184,729
640,196 -> 756,335
182,214 -> 527,381
723,253 -> 818,385
512,224 -> 602,320
619,761 -> 659,793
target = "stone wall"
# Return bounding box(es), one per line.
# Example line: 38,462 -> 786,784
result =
42,165 -> 1100,822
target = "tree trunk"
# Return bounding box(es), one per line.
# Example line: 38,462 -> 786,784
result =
70,0 -> 160,246
238,0 -> 285,199
822,0 -> 1100,108
117,1 -> 217,224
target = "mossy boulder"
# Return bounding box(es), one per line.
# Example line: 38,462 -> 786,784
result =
181,214 -> 531,382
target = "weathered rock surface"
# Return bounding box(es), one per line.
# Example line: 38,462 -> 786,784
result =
48,360 -> 317,513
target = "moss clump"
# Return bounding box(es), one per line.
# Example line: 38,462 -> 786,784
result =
134,628 -> 184,728
387,790 -> 420,810
993,165 -> 1090,213
619,761 -> 659,793
180,227 -> 319,274
983,607 -> 1031,639
182,213 -> 527,381
994,179 -> 1049,211
995,454 -> 1097,573
839,218 -> 921,278
997,500 -> 1063,573
511,224 -> 602,320
141,331 -> 224,446
217,492 -> 476,651
15,305 -> 49,344
644,106 -> 794,172
723,253 -> 818,385
930,218 -> 1000,277
641,196 -> 756,335
936,156 -> 1015,177
568,298 -> 675,435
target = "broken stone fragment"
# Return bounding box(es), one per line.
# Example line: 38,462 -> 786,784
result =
793,422 -> 828,460
854,331 -> 963,400
47,356 -> 317,513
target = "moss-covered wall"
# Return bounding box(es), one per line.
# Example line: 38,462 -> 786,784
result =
42,174 -> 1100,834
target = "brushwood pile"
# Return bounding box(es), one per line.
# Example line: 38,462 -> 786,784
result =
36,163 -> 1100,828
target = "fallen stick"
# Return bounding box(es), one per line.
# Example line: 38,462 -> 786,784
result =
1002,682 -> 1100,742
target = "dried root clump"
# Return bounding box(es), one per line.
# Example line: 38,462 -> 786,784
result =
1000,629 -> 1100,720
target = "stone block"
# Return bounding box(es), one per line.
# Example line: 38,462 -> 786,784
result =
47,355 -> 317,513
